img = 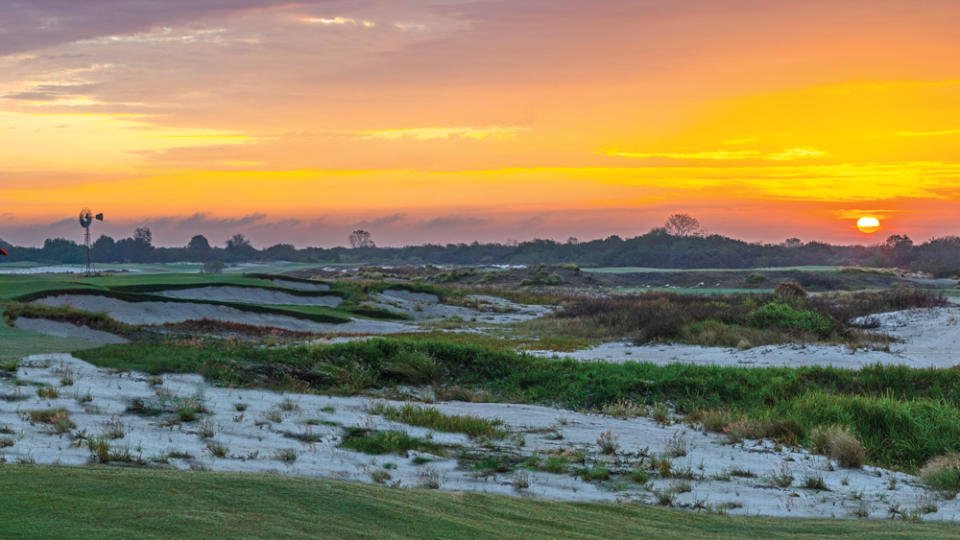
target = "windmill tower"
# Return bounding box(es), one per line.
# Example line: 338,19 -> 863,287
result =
79,208 -> 104,276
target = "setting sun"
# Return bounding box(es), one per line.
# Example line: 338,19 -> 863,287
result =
857,216 -> 881,233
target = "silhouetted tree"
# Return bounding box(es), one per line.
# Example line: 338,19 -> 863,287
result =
188,234 -> 211,251
664,214 -> 703,237
349,230 -> 375,248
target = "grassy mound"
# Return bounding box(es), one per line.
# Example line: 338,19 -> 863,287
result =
0,466 -> 956,538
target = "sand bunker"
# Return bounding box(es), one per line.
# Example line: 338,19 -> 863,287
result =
2,353 -> 952,520
535,305 -> 960,369
33,294 -> 410,335
13,318 -> 128,344
372,289 -> 552,323
157,286 -> 342,307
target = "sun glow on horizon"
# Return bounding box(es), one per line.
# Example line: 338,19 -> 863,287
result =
857,216 -> 881,234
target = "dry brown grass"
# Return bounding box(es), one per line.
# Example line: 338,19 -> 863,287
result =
919,453 -> 960,492
811,425 -> 865,468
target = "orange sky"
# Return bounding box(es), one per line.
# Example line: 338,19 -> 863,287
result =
1,1 -> 959,247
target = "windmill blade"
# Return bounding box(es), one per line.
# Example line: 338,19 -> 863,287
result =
95,213 -> 104,221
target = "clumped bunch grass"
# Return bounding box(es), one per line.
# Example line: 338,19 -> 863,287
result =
919,453 -> 960,493
368,403 -> 506,439
36,386 -> 59,399
596,431 -> 619,455
811,425 -> 866,468
25,409 -> 75,434
274,449 -> 298,464
339,428 -> 445,456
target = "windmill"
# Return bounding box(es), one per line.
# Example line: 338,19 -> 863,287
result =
79,208 -> 104,276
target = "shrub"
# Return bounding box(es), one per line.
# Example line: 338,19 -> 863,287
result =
811,425 -> 865,468
578,466 -> 611,481
630,469 -> 649,483
775,281 -> 807,299
383,349 -> 440,384
746,273 -> 767,285
36,386 -> 59,399
541,455 -> 569,474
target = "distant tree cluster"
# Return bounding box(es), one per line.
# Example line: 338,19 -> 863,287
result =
3,215 -> 960,276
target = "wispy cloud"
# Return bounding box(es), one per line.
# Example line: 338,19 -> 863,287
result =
604,147 -> 829,161
300,16 -> 375,28
355,126 -> 528,141
896,128 -> 960,137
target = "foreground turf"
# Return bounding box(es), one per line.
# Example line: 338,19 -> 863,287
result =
0,466 -> 954,539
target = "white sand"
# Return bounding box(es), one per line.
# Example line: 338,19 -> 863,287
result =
2,353 -> 955,520
372,289 -> 552,324
13,318 -> 128,344
33,294 -> 411,335
534,305 -> 960,370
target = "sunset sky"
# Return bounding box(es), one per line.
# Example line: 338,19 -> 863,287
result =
2,0 -> 960,247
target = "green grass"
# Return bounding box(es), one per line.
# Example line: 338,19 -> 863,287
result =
339,428 -> 446,456
0,305 -> 103,361
0,466 -> 956,539
369,403 -> 508,439
75,338 -> 960,470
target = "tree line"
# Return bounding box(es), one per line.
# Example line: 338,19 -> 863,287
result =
2,218 -> 959,276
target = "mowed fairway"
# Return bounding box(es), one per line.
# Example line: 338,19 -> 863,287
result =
0,306 -> 101,361
0,466 -> 955,539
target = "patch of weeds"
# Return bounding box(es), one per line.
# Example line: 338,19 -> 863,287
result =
850,501 -> 870,518
577,466 -> 611,482
0,390 -> 28,402
654,489 -> 676,506
101,417 -> 125,440
25,409 -> 75,434
371,470 -> 392,484
729,468 -> 756,478
340,428 -> 446,456
630,469 -> 650,483
596,430 -> 620,455
76,391 -> 93,403
36,386 -> 59,399
167,450 -> 194,459
368,403 -> 507,439
86,438 -> 137,464
59,369 -> 75,387
602,398 -> 646,418
671,479 -> 693,493
279,398 -> 298,412
766,462 -> 794,488
284,429 -> 323,444
262,409 -> 283,424
665,432 -> 688,457
206,441 -> 228,458
0,437 -> 14,448
320,406 -> 336,413
197,419 -> 215,439
511,470 -> 530,491
915,496 -> 939,514
651,403 -> 670,425
233,402 -> 247,412
802,474 -> 829,491
651,456 -> 672,478
274,448 -> 298,463
384,462 -> 397,470
416,468 -> 441,489
541,455 -> 570,474
468,453 -> 521,473
411,456 -> 432,465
